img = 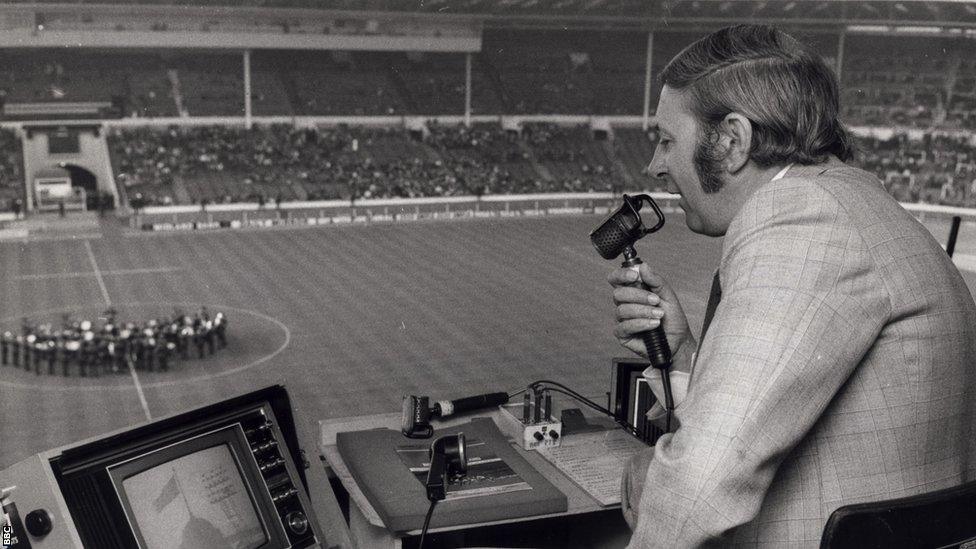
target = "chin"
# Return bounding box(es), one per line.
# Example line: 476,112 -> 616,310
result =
685,215 -> 724,237
684,214 -> 706,234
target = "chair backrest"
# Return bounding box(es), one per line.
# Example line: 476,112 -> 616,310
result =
820,480 -> 976,549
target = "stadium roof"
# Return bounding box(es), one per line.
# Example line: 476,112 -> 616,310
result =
9,0 -> 976,26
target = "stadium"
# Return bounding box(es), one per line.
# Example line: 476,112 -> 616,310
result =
1,1 -> 976,548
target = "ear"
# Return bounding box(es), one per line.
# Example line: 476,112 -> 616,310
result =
720,113 -> 752,174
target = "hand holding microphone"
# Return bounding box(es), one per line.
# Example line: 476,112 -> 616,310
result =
609,263 -> 694,361
590,194 -> 681,431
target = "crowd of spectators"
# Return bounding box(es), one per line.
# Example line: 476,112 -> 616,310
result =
0,128 -> 25,214
1,308 -> 228,377
105,123 -> 976,210
109,122 -> 620,207
855,133 -> 976,206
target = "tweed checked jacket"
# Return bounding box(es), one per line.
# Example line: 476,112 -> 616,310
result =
628,157 -> 976,547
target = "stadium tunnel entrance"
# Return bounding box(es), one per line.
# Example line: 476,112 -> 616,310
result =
63,163 -> 112,211
63,163 -> 96,194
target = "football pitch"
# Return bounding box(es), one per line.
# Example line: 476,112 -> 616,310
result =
1,213 -> 973,469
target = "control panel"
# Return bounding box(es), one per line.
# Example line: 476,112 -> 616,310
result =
497,403 -> 562,451
241,412 -> 316,544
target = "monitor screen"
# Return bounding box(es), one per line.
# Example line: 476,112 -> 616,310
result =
108,424 -> 280,549
122,444 -> 266,549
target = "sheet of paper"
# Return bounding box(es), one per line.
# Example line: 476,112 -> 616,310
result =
536,429 -> 648,506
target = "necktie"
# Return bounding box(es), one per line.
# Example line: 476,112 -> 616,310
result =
700,270 -> 723,343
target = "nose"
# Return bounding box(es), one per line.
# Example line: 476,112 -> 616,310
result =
647,155 -> 675,192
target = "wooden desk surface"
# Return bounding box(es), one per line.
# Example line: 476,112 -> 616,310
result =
318,408 -> 622,536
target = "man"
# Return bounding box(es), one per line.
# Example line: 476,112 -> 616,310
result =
1,331 -> 10,365
610,25 -> 976,547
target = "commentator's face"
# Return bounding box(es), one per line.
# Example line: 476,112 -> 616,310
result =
648,86 -> 726,236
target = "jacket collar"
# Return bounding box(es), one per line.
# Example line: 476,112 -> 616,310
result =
777,155 -> 847,180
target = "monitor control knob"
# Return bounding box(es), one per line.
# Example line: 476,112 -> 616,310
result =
25,509 -> 54,537
286,511 -> 309,535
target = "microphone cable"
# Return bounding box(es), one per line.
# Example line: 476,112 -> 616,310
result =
417,499 -> 437,549
525,379 -> 650,441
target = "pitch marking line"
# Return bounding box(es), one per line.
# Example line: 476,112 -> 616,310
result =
84,240 -> 112,306
14,267 -> 182,280
84,240 -> 152,421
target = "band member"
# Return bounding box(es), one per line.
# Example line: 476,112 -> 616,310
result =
194,323 -> 207,359
214,312 -> 228,348
180,317 -> 195,359
33,336 -> 48,376
46,339 -> 57,376
12,334 -> 22,367
64,336 -> 80,376
80,331 -> 95,377
160,341 -> 176,371
143,328 -> 157,372
23,332 -> 38,372
1,331 -> 11,365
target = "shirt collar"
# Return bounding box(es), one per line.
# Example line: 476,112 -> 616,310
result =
772,163 -> 794,182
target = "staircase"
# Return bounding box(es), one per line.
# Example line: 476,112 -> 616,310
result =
385,60 -> 419,113
604,140 -> 637,189
277,67 -> 305,115
478,57 -> 513,113
518,141 -> 554,183
167,69 -> 188,117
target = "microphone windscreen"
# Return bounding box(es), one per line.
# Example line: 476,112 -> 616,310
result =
590,199 -> 643,259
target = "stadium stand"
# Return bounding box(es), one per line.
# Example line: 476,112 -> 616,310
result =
0,17 -> 971,212
0,29 -> 970,127
263,50 -> 407,116
841,35 -> 969,129
104,120 -> 976,210
107,122 -> 642,205
522,123 -> 617,192
481,29 -> 646,115
855,133 -> 976,206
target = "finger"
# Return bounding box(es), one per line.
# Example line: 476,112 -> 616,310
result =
638,265 -> 681,302
608,268 -> 640,287
613,287 -> 661,306
619,339 -> 647,357
615,303 -> 664,322
614,318 -> 661,339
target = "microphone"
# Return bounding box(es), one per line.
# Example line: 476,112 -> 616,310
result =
402,392 -> 509,438
590,194 -> 676,431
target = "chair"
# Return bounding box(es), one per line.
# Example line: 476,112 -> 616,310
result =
820,480 -> 976,549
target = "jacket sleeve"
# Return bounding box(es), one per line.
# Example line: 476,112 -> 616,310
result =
628,181 -> 891,547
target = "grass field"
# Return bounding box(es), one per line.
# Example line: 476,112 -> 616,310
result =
0,214 -> 724,469
1,212 -> 973,472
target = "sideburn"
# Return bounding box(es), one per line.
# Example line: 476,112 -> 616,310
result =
693,125 -> 727,194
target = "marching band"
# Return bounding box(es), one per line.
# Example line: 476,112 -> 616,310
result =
0,308 -> 228,377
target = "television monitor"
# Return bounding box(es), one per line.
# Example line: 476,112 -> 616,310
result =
107,425 -> 281,549
611,358 -> 662,445
35,385 -> 325,549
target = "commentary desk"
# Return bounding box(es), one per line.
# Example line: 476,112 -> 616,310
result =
318,408 -> 634,548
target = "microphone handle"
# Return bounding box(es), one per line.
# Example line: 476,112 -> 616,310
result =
622,259 -> 672,369
622,255 -> 675,432
437,392 -> 510,417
